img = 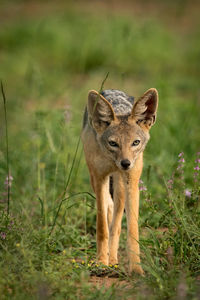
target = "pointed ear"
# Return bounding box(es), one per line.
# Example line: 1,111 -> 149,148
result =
87,90 -> 116,132
131,88 -> 158,129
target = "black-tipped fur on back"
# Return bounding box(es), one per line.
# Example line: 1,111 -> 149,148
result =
100,89 -> 134,116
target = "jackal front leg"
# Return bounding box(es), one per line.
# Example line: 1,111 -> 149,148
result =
123,171 -> 144,275
109,173 -> 125,265
93,176 -> 110,265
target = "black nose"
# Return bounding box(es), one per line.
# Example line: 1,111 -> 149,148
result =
121,159 -> 131,170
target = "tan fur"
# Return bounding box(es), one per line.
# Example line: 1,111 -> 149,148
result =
81,88 -> 158,274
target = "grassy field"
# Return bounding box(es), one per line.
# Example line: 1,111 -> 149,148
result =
0,1 -> 200,299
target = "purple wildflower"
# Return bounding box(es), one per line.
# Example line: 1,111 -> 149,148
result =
6,175 -> 13,181
139,180 -> 147,192
176,152 -> 185,183
0,232 -> 6,240
178,158 -> 185,163
167,178 -> 174,190
185,189 -> 191,198
1,174 -> 13,204
178,152 -> 184,157
193,152 -> 200,183
194,172 -> 198,182
194,166 -> 200,171
140,186 -> 147,191
4,175 -> 13,187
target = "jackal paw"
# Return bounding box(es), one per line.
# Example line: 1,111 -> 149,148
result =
129,263 -> 144,276
97,256 -> 109,266
109,257 -> 118,266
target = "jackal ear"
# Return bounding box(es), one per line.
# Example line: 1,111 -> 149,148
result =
87,90 -> 116,132
131,88 -> 158,129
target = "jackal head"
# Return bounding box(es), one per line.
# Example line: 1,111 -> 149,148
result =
87,88 -> 158,171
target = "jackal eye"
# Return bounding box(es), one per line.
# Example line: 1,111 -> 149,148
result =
132,140 -> 140,146
108,141 -> 119,147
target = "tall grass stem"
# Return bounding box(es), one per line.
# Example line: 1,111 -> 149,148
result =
99,72 -> 109,93
1,81 -> 10,215
50,136 -> 81,235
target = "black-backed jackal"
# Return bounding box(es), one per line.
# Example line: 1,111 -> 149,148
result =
81,88 -> 158,274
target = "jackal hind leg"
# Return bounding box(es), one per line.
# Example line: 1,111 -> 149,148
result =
109,173 -> 125,265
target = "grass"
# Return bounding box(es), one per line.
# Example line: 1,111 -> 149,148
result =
0,1 -> 200,299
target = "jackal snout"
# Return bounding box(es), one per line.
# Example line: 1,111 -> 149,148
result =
114,138 -> 143,171
120,159 -> 131,170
